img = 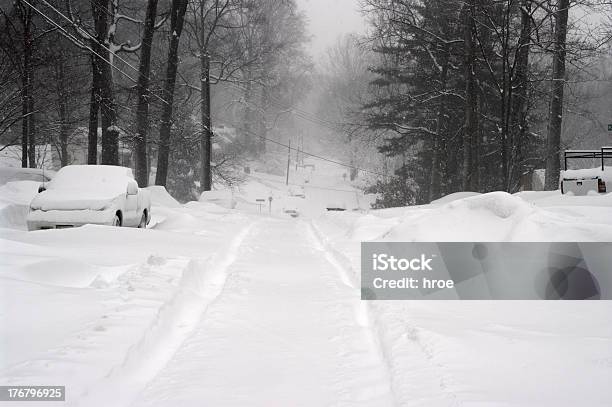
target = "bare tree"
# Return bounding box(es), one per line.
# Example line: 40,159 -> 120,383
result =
507,0 -> 532,192
64,0 -> 142,165
462,1 -> 480,191
0,2 -> 36,167
0,13 -> 23,146
545,0 -> 570,189
185,0 -> 240,192
134,0 -> 165,186
155,0 -> 189,186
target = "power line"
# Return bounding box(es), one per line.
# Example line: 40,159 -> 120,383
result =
48,0 -> 343,133
38,0 -> 338,133
222,80 -> 337,128
224,81 -> 340,131
248,174 -> 363,193
36,0 -> 361,134
41,0 -> 136,73
218,120 -> 386,178
22,0 -> 139,84
188,78 -> 382,178
218,83 -> 383,177
20,2 -> 157,143
35,0 -> 169,106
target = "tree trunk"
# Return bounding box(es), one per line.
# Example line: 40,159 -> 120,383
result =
19,1 -> 34,168
428,47 -> 449,202
200,52 -> 212,192
462,1 -> 479,191
88,55 -> 100,164
27,78 -> 35,167
134,0 -> 159,186
508,0 -> 531,192
99,55 -> 118,165
59,116 -> 68,167
499,47 -> 509,191
544,0 -> 570,190
242,74 -> 255,152
88,0 -> 108,165
21,68 -> 29,168
90,0 -> 118,165
155,0 -> 189,186
258,85 -> 268,154
57,58 -> 69,167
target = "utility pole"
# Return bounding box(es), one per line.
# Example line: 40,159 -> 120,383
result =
286,139 -> 291,185
295,140 -> 299,171
200,53 -> 212,192
300,135 -> 304,166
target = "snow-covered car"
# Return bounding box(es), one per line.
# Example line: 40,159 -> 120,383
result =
284,208 -> 300,218
288,185 -> 306,198
282,196 -> 302,218
561,148 -> 612,195
326,201 -> 346,211
27,165 -> 151,230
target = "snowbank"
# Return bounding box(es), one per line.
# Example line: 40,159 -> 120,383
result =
199,189 -> 236,209
0,180 -> 40,229
0,168 -> 53,229
146,186 -> 181,208
430,191 -> 481,205
314,193 -> 612,407
384,192 -> 537,241
3,257 -> 129,288
322,191 -> 612,242
0,180 -> 40,205
0,204 -> 30,230
0,166 -> 54,186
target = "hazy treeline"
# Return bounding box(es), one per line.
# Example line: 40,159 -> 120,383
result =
0,0 -> 311,200
317,0 -> 612,206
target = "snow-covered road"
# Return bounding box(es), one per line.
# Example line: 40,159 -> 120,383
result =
96,218 -> 395,407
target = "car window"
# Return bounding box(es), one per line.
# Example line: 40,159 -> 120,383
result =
50,166 -> 131,190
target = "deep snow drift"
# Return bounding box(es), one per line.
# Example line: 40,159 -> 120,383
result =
1,162 -> 611,406
313,189 -> 612,406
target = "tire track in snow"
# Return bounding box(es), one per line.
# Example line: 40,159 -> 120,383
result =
305,220 -> 399,407
74,222 -> 257,407
309,219 -> 463,407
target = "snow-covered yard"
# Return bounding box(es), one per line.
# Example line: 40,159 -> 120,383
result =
1,164 -> 611,406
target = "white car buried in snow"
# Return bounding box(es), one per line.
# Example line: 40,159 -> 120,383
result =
27,165 -> 151,231
282,196 -> 302,218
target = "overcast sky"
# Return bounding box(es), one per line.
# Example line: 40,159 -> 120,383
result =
296,0 -> 366,62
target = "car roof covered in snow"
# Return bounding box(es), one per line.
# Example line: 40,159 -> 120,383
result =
50,165 -> 134,190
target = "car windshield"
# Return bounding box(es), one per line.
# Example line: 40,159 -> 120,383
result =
49,165 -> 133,190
